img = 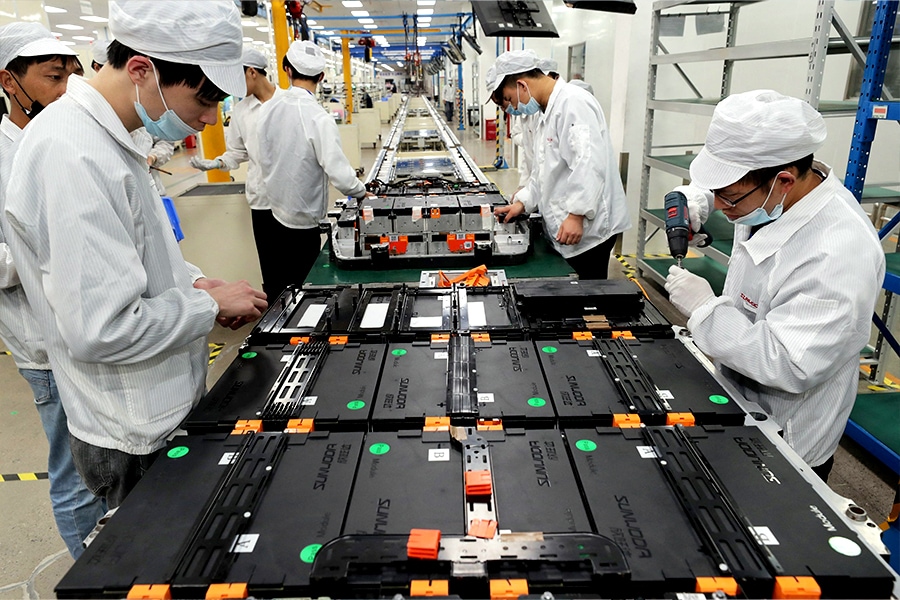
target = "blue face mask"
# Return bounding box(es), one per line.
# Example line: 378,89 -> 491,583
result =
726,173 -> 786,227
509,83 -> 540,117
134,61 -> 202,142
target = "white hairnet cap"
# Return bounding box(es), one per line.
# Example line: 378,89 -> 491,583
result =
109,0 -> 246,98
242,48 -> 267,70
286,40 -> 326,76
690,89 -> 827,190
485,49 -> 540,95
0,22 -> 75,71
538,58 -> 558,74
92,39 -> 111,65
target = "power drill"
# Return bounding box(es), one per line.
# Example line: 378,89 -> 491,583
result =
664,191 -> 712,268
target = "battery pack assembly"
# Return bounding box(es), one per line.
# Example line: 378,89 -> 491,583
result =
57,256 -> 898,598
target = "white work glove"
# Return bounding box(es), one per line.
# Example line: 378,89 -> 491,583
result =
190,156 -> 223,171
673,185 -> 711,247
664,265 -> 715,318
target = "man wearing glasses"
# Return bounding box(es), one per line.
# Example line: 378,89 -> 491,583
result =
664,90 -> 884,482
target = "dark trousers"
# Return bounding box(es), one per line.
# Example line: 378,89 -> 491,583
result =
564,235 -> 618,280
444,101 -> 454,122
254,213 -> 322,297
811,455 -> 835,482
69,434 -> 161,509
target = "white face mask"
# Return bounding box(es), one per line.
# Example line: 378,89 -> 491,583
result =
726,172 -> 788,226
134,61 -> 202,142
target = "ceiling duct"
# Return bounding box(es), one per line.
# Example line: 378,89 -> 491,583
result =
564,1 -> 637,15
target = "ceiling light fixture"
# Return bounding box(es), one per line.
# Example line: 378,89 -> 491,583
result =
241,19 -> 256,26
242,36 -> 253,42
342,1 -> 363,7
350,11 -> 368,17
72,35 -> 95,41
256,26 -> 270,32
417,0 -> 436,5
80,15 -> 108,23
56,24 -> 84,30
358,18 -> 374,23
416,8 -> 433,15
44,5 -> 67,13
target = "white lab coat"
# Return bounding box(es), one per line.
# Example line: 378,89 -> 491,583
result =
442,84 -> 455,104
258,85 -> 366,229
217,88 -> 286,209
569,79 -> 594,96
685,165 -> 885,466
4,76 -> 218,455
515,80 -> 631,258
130,128 -> 174,196
0,115 -> 48,369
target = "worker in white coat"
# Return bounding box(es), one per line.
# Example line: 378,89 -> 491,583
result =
0,21 -> 106,559
569,73 -> 594,96
664,90 -> 885,481
90,39 -> 110,73
509,58 -> 558,199
4,0 -> 267,508
441,78 -> 455,122
257,40 -> 371,293
190,48 -> 284,296
489,50 -> 630,279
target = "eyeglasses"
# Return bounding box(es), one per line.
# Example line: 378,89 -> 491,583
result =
713,180 -> 765,208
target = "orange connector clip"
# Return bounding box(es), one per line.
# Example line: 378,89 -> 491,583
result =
611,330 -> 635,339
431,333 -> 450,346
666,413 -> 696,427
127,584 -> 172,600
472,332 -> 491,344
490,579 -> 528,600
284,418 -> 314,434
289,336 -> 310,346
696,577 -> 739,596
773,576 -> 821,599
468,519 -> 498,539
476,418 -> 503,431
410,580 -> 449,597
465,470 -> 493,497
205,583 -> 248,599
572,331 -> 593,341
329,335 -> 348,346
231,420 -> 263,435
612,414 -> 641,428
407,528 -> 441,560
424,417 -> 451,431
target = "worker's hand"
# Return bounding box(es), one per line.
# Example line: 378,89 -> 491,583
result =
664,265 -> 715,318
204,280 -> 268,324
363,191 -> 376,198
189,156 -> 222,171
510,185 -> 524,204
494,201 -> 524,223
556,214 -> 584,246
675,185 -> 711,246
192,277 -> 228,291
147,155 -> 157,167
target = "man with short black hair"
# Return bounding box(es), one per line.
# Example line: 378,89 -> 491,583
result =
0,21 -> 106,559
4,0 -> 268,508
258,40 -> 372,293
191,48 -> 284,296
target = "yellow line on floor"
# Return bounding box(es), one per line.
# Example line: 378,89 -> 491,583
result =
0,472 -> 49,482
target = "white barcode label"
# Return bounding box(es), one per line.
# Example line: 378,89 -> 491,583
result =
428,448 -> 450,462
230,533 -> 259,553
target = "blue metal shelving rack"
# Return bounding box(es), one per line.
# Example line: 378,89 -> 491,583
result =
842,0 -> 900,485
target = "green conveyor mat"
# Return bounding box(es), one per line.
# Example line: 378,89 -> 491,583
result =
305,235 -> 573,285
850,392 -> 900,457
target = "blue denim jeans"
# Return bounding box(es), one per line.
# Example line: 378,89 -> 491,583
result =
21,368 -> 107,559
68,434 -> 161,510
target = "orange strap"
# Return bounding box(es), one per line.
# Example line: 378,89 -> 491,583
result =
437,265 -> 489,288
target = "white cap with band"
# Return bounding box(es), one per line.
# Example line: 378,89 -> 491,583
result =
689,89 -> 827,190
242,48 -> 268,71
485,49 -> 541,96
108,0 -> 246,98
286,40 -> 326,77
0,22 -> 76,71
92,39 -> 111,65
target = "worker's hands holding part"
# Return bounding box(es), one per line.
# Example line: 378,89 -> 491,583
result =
494,200 -> 524,223
675,185 -> 711,247
189,156 -> 222,171
556,214 -> 584,246
196,278 -> 268,330
664,265 -> 715,318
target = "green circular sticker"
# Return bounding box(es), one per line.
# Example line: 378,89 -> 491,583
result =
369,442 -> 391,455
527,397 -> 547,407
347,400 -> 366,410
300,543 -> 322,563
391,349 -> 407,356
541,346 -> 558,354
575,440 -> 597,452
167,446 -> 189,459
708,395 -> 730,405
9,411 -> 17,416
241,351 -> 257,359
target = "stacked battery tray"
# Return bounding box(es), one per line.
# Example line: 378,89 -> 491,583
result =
56,280 -> 897,599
